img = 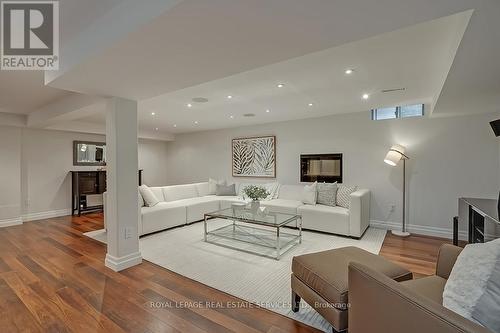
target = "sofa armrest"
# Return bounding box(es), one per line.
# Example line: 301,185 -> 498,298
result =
436,244 -> 463,279
349,189 -> 370,238
348,262 -> 490,333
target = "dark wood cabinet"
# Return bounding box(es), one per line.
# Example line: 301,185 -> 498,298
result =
71,170 -> 143,216
71,171 -> 107,216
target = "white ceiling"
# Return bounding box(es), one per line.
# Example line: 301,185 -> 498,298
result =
0,0 -> 499,139
128,11 -> 469,133
0,71 -> 74,114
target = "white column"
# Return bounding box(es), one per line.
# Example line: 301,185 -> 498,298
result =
105,97 -> 142,271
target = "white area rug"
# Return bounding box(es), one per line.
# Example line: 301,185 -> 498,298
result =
83,229 -> 107,243
84,221 -> 386,332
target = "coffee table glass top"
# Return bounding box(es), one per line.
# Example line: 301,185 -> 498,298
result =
205,207 -> 299,227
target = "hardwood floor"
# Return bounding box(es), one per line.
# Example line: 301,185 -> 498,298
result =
0,213 -> 457,332
379,232 -> 463,278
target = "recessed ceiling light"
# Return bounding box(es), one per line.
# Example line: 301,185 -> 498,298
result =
155,127 -> 159,131
151,112 -> 156,116
173,124 -> 177,128
308,103 -> 313,107
266,109 -> 270,113
187,103 -> 193,108
230,115 -> 234,119
194,120 -> 198,124
227,95 -> 233,99
345,69 -> 354,75
277,83 -> 284,88
362,93 -> 369,100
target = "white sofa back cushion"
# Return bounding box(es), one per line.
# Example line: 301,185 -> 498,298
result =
163,184 -> 199,202
278,185 -> 305,201
149,187 -> 165,202
139,185 -> 160,207
138,190 -> 145,207
302,182 -> 317,205
194,182 -> 210,196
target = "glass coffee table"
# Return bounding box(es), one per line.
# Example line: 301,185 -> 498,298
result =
204,207 -> 302,260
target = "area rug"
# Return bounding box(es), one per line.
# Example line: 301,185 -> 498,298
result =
140,220 -> 386,332
85,221 -> 386,332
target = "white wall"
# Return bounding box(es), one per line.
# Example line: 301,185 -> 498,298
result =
139,139 -> 168,186
0,127 -> 22,225
165,111 -> 500,237
0,126 -> 168,224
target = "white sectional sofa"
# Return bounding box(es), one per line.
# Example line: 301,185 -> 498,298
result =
107,182 -> 371,238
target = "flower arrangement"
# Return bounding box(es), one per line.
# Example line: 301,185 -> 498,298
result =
243,185 -> 269,201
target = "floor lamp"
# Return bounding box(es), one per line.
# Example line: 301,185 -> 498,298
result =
384,144 -> 410,237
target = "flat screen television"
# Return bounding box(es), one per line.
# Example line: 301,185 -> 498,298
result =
300,153 -> 343,183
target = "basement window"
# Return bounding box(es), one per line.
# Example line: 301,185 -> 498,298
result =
371,104 -> 424,120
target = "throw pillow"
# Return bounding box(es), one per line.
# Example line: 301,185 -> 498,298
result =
443,239 -> 500,328
336,184 -> 358,208
216,183 -> 236,196
138,190 -> 145,207
302,181 -> 317,205
139,184 -> 160,207
472,259 -> 500,332
317,182 -> 338,206
208,178 -> 225,195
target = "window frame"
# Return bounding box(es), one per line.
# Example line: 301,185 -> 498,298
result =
371,104 -> 424,121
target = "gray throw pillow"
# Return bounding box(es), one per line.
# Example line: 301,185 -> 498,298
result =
216,183 -> 236,196
317,182 -> 337,206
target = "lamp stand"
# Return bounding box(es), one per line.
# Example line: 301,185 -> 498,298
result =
392,158 -> 411,237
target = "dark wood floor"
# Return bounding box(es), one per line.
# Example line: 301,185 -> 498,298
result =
0,213 -> 457,332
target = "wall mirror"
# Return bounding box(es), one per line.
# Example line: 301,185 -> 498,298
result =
73,141 -> 106,166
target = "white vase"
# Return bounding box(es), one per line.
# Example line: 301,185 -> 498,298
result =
250,200 -> 260,213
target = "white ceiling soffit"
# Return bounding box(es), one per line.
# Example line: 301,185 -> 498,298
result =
45,0 -> 184,85
0,71 -> 74,115
132,11 -> 470,133
45,120 -> 175,141
46,0 -> 485,101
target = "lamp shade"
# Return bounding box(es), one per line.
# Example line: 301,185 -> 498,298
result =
384,144 -> 406,166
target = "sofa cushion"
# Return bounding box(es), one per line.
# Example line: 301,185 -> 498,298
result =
401,275 -> 447,304
297,204 -> 350,235
149,186 -> 165,202
138,190 -> 145,207
443,239 -> 500,324
194,182 -> 210,196
260,199 -> 303,215
173,196 -> 221,223
317,182 -> 337,206
139,185 -> 160,207
336,184 -> 358,208
208,178 -> 225,195
278,185 -> 304,201
292,246 -> 412,306
216,183 -> 236,196
141,202 -> 187,234
163,184 -> 199,202
302,182 -> 318,205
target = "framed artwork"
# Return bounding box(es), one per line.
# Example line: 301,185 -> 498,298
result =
232,136 -> 276,178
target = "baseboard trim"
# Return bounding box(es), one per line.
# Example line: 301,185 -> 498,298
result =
22,209 -> 71,222
370,220 -> 468,240
0,217 -> 23,228
105,252 -> 142,272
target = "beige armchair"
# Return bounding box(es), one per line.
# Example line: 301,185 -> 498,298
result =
348,244 -> 492,333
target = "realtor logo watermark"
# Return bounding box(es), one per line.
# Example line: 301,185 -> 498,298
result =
1,1 -> 59,70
